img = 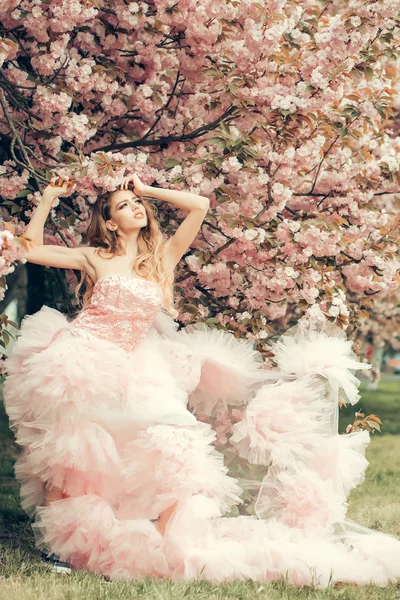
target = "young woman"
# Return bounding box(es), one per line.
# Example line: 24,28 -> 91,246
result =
3,174 -> 400,587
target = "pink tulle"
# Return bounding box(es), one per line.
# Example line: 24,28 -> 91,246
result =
229,375 -> 332,467
120,423 -> 243,516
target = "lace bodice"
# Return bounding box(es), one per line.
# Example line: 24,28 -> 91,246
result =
68,274 -> 164,352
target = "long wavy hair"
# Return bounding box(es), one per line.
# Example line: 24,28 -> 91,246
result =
75,189 -> 178,318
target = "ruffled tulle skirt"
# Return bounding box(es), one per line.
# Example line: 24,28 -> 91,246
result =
3,305 -> 400,587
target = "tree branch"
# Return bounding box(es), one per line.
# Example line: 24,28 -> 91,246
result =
91,105 -> 238,152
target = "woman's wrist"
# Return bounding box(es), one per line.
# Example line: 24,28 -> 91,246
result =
140,184 -> 209,211
41,193 -> 62,209
41,191 -> 57,204
141,184 -> 153,197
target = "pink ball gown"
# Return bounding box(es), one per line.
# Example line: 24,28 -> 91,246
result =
3,273 -> 400,587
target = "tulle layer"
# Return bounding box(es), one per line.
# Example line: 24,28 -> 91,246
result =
119,423 -> 243,516
16,420 -> 123,501
3,304 -> 400,587
229,375 -> 334,467
32,494 -> 170,580
165,494 -> 397,586
32,492 -> 397,588
4,306 -> 131,429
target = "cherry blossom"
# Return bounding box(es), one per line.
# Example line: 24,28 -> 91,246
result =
0,0 -> 399,356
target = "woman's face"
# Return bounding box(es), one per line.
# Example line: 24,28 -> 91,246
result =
106,189 -> 148,234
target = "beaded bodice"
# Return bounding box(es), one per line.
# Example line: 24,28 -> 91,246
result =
68,274 -> 164,352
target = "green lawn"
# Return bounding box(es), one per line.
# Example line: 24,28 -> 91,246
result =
1,376 -> 400,599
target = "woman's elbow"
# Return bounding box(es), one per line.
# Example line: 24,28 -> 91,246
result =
198,197 -> 210,211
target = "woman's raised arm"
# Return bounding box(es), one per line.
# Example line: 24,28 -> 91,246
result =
19,178 -> 88,272
120,173 -> 209,270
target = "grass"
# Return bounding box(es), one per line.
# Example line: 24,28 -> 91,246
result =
0,377 -> 400,599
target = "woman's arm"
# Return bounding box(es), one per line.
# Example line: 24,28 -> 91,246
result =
145,186 -> 209,270
20,178 -> 88,271
143,184 -> 209,213
23,178 -> 72,247
121,174 -> 210,269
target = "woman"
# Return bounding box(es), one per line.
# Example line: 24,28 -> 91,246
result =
3,174 -> 400,587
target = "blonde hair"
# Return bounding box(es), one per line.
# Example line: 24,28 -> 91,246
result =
75,190 -> 178,318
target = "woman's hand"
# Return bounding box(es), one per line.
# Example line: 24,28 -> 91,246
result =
120,173 -> 148,197
42,177 -> 75,202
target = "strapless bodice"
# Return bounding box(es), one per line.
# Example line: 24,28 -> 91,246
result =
68,274 -> 164,352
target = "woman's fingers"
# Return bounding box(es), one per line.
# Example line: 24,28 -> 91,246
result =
49,177 -> 74,188
48,177 -> 75,196
50,177 -> 63,188
119,175 -> 135,190
60,180 -> 75,194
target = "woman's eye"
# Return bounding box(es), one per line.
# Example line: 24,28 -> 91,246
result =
119,200 -> 141,210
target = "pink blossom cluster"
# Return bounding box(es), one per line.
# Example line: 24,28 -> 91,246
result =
0,0 -> 399,351
0,164 -> 30,200
0,229 -> 27,300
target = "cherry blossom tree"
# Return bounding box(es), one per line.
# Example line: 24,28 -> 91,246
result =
0,0 -> 399,361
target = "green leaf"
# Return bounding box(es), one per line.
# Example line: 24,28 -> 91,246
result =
365,66 -> 374,81
228,84 -> 241,93
203,67 -> 219,77
220,121 -> 231,137
1,201 -> 19,207
165,159 -> 180,168
62,151 -> 81,163
91,155 -> 105,165
153,91 -> 163,106
207,137 -> 226,147
380,32 -> 393,43
15,189 -> 31,198
199,296 -> 209,307
183,305 -> 199,314
367,421 -> 381,432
